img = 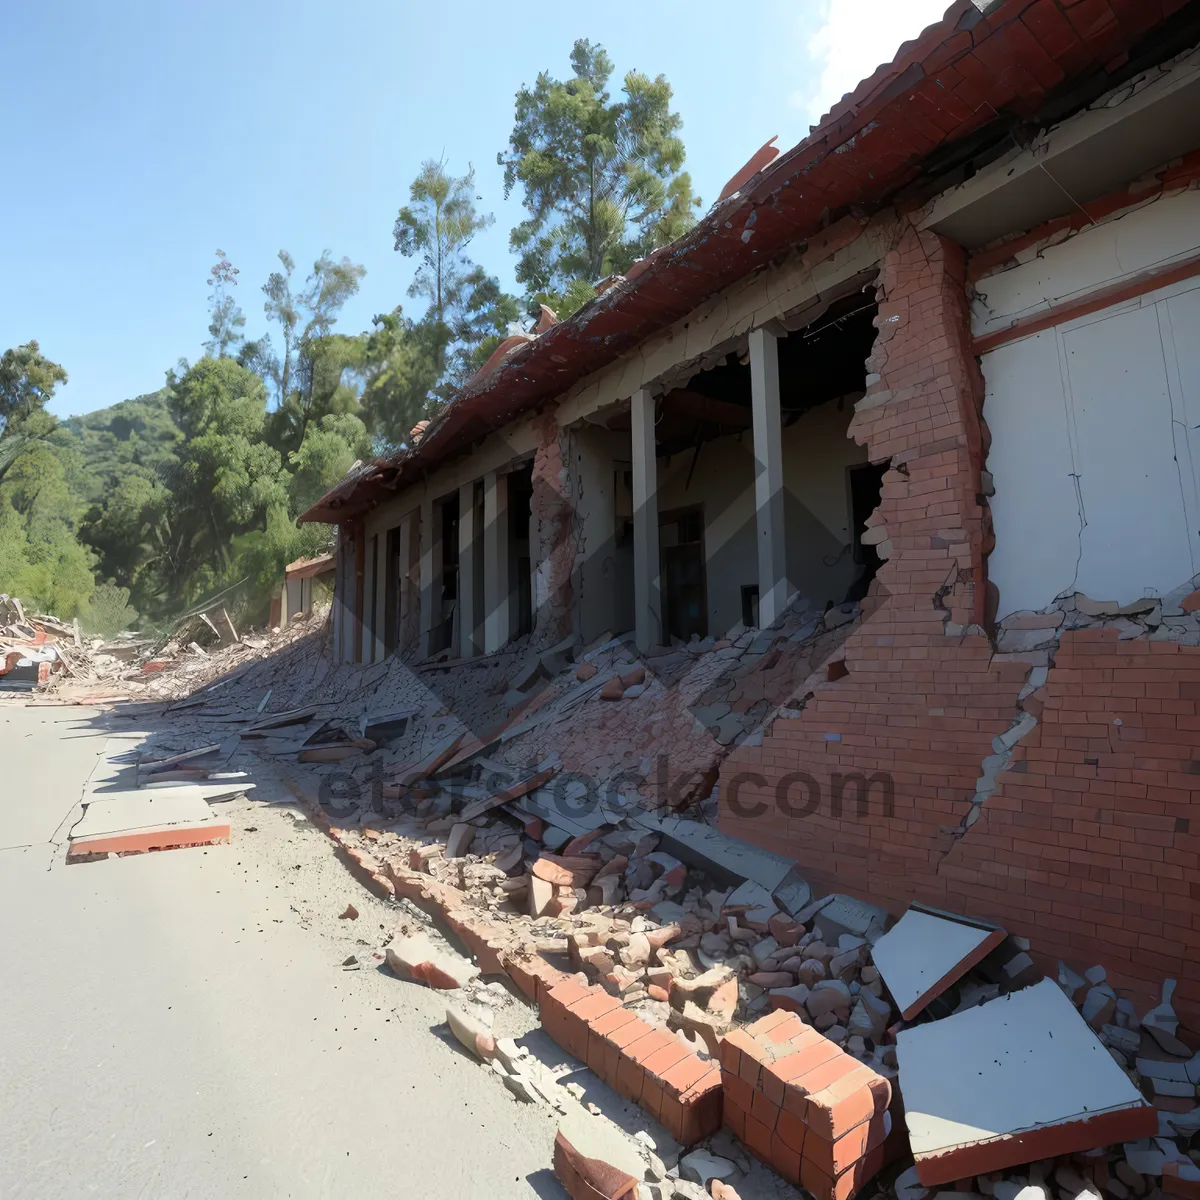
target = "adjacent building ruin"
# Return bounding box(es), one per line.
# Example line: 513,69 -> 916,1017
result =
301,0 -> 1200,1024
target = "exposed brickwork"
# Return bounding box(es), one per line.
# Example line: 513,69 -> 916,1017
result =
718,217 -> 1200,1025
539,978 -> 723,1145
719,1012 -> 892,1199
946,630 -> 1200,1017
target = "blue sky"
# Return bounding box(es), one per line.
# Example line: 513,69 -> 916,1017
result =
1,0 -> 949,418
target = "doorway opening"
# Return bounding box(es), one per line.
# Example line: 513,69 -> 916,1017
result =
660,505 -> 708,641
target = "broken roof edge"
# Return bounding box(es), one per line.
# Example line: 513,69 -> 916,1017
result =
298,0 -> 1181,525
284,552 -> 336,580
297,3 -> 986,528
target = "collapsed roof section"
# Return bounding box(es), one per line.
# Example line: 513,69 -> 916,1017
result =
299,0 -> 1200,526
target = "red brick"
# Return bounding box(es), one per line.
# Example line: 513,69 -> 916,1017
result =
806,1065 -> 892,1141
771,1131 -> 804,1183
777,1107 -> 808,1154
744,1113 -> 774,1161
804,1108 -> 891,1177
723,1097 -> 748,1140
750,1086 -> 780,1131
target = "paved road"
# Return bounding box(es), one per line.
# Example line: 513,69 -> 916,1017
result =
0,705 -> 561,1199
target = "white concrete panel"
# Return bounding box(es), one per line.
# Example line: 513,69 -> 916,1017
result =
982,331 -> 1081,617
898,979 -> 1149,1161
1064,303 -> 1195,604
72,787 -> 221,841
871,907 -> 1002,1020
983,281 -> 1200,618
973,189 -> 1200,337
751,326 -> 790,626
632,388 -> 662,651
1162,288 -> 1200,552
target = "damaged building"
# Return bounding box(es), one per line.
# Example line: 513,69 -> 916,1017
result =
301,0 -> 1200,1046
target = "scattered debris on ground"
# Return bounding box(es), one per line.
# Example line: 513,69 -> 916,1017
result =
25,591 -> 1199,1200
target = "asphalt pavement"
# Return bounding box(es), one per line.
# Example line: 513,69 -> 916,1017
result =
0,703 -> 562,1199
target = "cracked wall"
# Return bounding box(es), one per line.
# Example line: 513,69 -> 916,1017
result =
977,185 -> 1200,619
716,213 -> 1200,1024
719,218 -> 1028,903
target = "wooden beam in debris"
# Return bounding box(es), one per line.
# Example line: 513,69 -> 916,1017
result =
459,755 -> 561,821
390,731 -> 466,786
242,705 -> 320,734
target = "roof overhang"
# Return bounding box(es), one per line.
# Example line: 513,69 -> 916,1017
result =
300,0 -> 1200,526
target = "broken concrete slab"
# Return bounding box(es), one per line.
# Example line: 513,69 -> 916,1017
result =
385,935 -> 480,990
813,894 -> 887,944
723,879 -> 778,927
68,785 -> 230,858
871,904 -> 1007,1020
555,1109 -> 646,1195
444,822 -> 476,858
630,810 -> 797,892
553,1129 -> 639,1199
897,978 -> 1157,1185
445,1004 -> 496,1059
772,871 -> 813,918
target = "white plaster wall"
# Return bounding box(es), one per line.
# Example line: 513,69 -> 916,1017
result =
781,397 -> 868,607
570,425 -> 630,643
657,435 -> 757,636
654,397 -> 866,634
984,277 -> 1200,617
972,188 -> 1200,338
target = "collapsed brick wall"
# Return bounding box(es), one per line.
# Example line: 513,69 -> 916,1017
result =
946,630 -> 1200,1016
717,218 -> 1200,1023
530,409 -> 576,651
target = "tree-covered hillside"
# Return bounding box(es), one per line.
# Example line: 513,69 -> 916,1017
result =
0,40 -> 697,635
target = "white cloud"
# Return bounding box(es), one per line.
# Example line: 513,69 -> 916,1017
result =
792,0 -> 953,131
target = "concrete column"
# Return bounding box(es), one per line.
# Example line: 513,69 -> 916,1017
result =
397,511 -> 415,654
750,326 -> 790,627
331,540 -> 342,661
284,577 -> 302,622
483,470 -> 510,654
631,387 -> 661,652
418,495 -> 435,658
373,531 -> 388,662
458,480 -> 479,658
360,534 -> 376,664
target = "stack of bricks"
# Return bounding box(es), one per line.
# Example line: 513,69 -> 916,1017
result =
719,1011 -> 892,1200
539,977 -> 723,1145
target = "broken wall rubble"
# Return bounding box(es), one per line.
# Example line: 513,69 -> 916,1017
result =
716,218 -> 1200,1025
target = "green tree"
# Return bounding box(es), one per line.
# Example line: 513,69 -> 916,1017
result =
146,357 -> 290,608
499,39 -> 699,314
0,437 -> 96,616
393,160 -> 520,396
204,249 -> 246,358
0,341 -> 68,436
395,160 -> 491,326
214,412 -> 369,620
358,307 -> 445,449
254,250 -> 367,454
80,464 -> 173,596
80,581 -> 138,639
288,411 -> 371,514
